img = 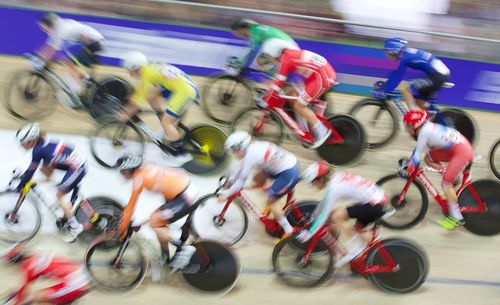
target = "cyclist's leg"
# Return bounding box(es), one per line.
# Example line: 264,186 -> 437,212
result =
67,41 -> 102,81
162,89 -> 196,155
57,167 -> 86,240
407,74 -> 447,110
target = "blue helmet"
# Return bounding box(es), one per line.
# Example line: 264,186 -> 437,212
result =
384,38 -> 408,55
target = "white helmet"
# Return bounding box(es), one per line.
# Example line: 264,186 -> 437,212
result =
16,123 -> 40,144
115,155 -> 143,171
261,38 -> 299,58
121,51 -> 148,71
225,131 -> 251,152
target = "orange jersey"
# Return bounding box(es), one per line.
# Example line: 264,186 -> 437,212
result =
131,164 -> 190,200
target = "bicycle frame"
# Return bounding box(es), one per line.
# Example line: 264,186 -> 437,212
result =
388,94 -> 448,126
38,68 -> 83,107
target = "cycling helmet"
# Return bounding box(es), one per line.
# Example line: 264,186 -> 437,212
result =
225,131 -> 251,152
121,51 -> 148,71
302,160 -> 331,184
1,243 -> 26,265
116,155 -> 143,171
230,18 -> 258,31
384,38 -> 408,55
16,123 -> 40,144
261,38 -> 298,58
39,12 -> 58,28
403,110 -> 429,129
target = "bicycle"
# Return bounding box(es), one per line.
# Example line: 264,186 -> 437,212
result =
488,138 -> 500,181
272,221 -> 429,293
84,200 -> 241,294
0,169 -> 123,244
190,176 -> 318,246
376,158 -> 500,235
3,56 -> 130,123
231,94 -> 366,166
348,82 -> 477,149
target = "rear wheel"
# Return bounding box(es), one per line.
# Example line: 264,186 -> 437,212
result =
86,77 -> 131,123
432,108 -> 477,146
231,106 -> 285,144
0,192 -> 42,244
488,139 -> 500,181
182,125 -> 227,175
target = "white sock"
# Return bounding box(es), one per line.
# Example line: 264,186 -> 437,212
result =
448,202 -> 464,220
277,216 -> 293,234
345,234 -> 367,256
312,121 -> 327,138
68,216 -> 79,229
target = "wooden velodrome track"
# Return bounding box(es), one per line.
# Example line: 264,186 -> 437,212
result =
0,55 -> 499,305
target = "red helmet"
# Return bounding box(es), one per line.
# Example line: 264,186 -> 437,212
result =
403,110 -> 429,129
302,160 -> 331,183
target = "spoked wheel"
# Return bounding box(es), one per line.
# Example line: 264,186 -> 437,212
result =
348,98 -> 399,149
190,194 -> 249,246
0,191 -> 42,243
284,201 -> 328,253
458,179 -> 500,236
231,106 -> 285,144
182,125 -> 227,175
432,108 -> 477,146
90,118 -> 145,168
86,77 -> 131,123
202,74 -> 254,125
3,70 -> 56,120
75,197 -> 123,246
182,240 -> 240,294
85,236 -> 148,292
272,235 -> 333,287
488,139 -> 500,180
366,239 -> 429,293
316,114 -> 367,166
376,175 -> 428,230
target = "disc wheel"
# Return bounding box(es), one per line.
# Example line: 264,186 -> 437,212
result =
488,139 -> 500,181
182,125 -> 227,175
432,108 -> 477,146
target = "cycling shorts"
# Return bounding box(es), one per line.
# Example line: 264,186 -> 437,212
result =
161,85 -> 199,119
41,282 -> 90,305
65,41 -> 102,67
427,140 -> 473,185
268,162 -> 301,199
409,72 -> 449,99
57,166 -> 86,196
291,70 -> 336,106
347,203 -> 385,227
157,183 -> 199,222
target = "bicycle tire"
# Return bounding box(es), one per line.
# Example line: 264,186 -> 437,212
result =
75,196 -> 123,246
86,76 -> 132,123
202,74 -> 254,125
231,106 -> 286,145
89,118 -> 146,169
84,236 -> 148,292
488,138 -> 500,181
3,70 -> 57,121
0,191 -> 42,244
366,238 -> 429,293
182,124 -> 228,175
348,98 -> 399,149
182,240 -> 241,294
433,108 -> 478,147
376,174 -> 429,230
272,235 -> 333,288
316,114 -> 367,166
190,194 -> 249,246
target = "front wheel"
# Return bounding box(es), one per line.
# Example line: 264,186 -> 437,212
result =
0,191 -> 42,244
366,239 -> 429,293
182,240 -> 241,294
231,106 -> 285,144
376,174 -> 429,230
182,125 -> 227,175
316,114 -> 367,166
488,139 -> 500,181
433,108 -> 477,146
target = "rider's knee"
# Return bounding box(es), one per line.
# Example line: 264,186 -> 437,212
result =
441,180 -> 454,190
150,212 -> 168,228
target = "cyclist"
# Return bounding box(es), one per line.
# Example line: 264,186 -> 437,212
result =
115,155 -> 199,270
400,109 -> 473,230
256,39 -> 336,148
15,123 -> 87,243
372,38 -> 451,110
219,131 -> 301,238
296,161 -> 388,268
118,51 -> 199,165
230,18 -> 299,74
34,12 -> 104,96
1,243 -> 93,305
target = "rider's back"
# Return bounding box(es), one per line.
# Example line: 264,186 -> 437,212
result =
33,140 -> 85,170
133,164 -> 190,200
400,48 -> 449,76
328,172 -> 386,204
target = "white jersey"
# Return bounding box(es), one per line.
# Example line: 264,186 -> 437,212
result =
222,141 -> 297,197
47,18 -> 104,50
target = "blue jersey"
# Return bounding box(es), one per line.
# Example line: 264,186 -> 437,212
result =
384,48 -> 450,93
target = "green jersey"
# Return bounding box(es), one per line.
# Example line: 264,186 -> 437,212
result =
248,24 -> 295,49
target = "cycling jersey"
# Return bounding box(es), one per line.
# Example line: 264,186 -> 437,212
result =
263,49 -> 336,106
46,18 -> 104,51
222,141 -> 298,197
384,48 -> 450,94
307,172 -> 387,235
11,253 -> 91,305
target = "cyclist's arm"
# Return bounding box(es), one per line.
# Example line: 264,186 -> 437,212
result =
262,56 -> 292,104
18,150 -> 42,189
407,131 -> 430,174
384,59 -> 408,94
240,48 -> 259,70
307,184 -> 341,236
221,155 -> 260,197
118,178 -> 144,235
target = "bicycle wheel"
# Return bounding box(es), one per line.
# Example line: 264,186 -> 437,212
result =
182,125 -> 228,175
376,174 -> 428,230
90,119 -> 145,168
366,239 -> 429,293
316,114 -> 367,166
86,77 -> 131,123
458,179 -> 500,236
75,196 -> 123,246
348,98 -> 399,149
190,194 -> 249,246
433,108 -> 477,146
202,74 -> 254,125
85,236 -> 148,292
182,240 -> 241,294
231,106 -> 285,144
272,235 -> 333,287
3,70 -> 57,120
488,139 -> 500,181
0,191 -> 42,244
284,201 -> 328,252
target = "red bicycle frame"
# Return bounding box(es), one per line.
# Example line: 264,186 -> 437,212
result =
396,166 -> 487,214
